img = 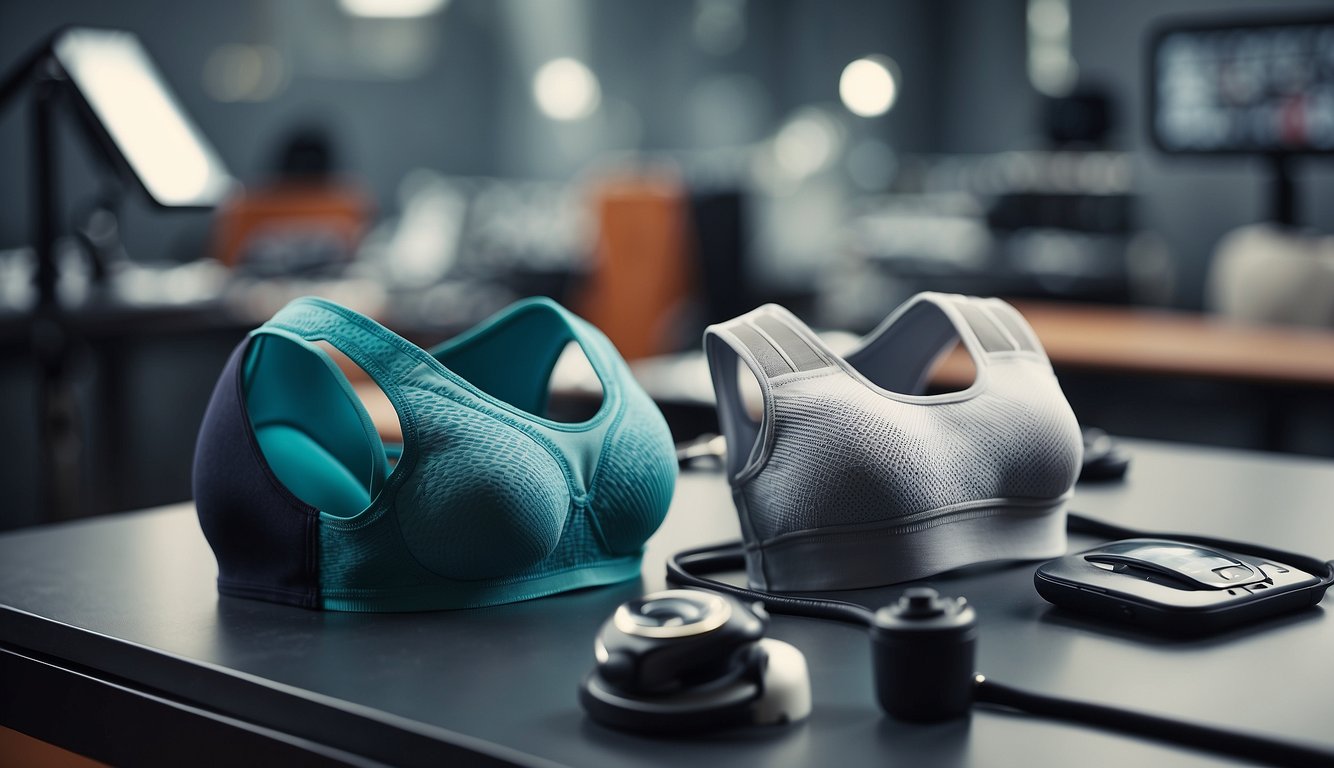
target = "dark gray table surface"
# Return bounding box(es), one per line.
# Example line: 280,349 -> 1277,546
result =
3,439 -> 1334,767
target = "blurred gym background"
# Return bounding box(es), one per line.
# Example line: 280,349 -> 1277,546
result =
2,0 -> 1333,531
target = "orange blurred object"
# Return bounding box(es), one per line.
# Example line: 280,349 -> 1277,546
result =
578,174 -> 696,360
212,182 -> 372,269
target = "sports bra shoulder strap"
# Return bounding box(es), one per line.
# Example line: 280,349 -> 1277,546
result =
845,292 -> 1050,395
706,304 -> 836,382
259,297 -> 428,385
427,296 -> 629,418
554,302 -> 629,380
974,296 -> 1046,355
704,305 -> 835,480
254,297 -> 429,475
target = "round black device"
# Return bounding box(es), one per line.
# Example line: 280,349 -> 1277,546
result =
579,589 -> 811,734
871,587 -> 978,722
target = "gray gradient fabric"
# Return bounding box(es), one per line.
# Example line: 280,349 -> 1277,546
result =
704,293 -> 1083,591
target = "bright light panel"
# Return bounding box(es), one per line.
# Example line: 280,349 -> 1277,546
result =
55,29 -> 232,207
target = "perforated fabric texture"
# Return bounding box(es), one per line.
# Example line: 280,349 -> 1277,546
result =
705,293 -> 1083,591
586,385 -> 679,555
742,361 -> 1081,541
391,391 -> 571,581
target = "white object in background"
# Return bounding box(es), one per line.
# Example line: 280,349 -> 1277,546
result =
1207,224 -> 1334,327
381,170 -> 467,285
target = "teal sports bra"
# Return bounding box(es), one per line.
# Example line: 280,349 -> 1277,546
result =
193,296 -> 677,611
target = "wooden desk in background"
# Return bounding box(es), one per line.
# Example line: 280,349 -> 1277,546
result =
930,301 -> 1334,390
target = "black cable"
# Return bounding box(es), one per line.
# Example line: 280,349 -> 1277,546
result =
666,542 -> 875,627
974,675 -> 1334,768
667,520 -> 1334,767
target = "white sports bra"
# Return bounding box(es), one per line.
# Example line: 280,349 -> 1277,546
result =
704,292 -> 1084,591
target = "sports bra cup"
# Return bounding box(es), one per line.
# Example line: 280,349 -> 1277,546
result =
268,296 -> 636,570
196,295 -> 677,611
705,293 -> 1083,592
420,303 -> 677,562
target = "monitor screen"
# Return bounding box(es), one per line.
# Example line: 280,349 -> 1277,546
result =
1150,15 -> 1334,154
53,28 -> 234,207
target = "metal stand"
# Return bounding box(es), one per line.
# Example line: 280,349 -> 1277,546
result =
2,29 -> 230,524
29,63 -> 82,522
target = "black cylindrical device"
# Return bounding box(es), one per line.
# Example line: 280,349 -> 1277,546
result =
871,587 -> 977,722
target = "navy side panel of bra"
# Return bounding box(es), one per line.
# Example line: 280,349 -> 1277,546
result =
194,340 -> 321,608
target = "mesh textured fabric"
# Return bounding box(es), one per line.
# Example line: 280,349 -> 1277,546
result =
705,293 -> 1083,591
744,362 -> 1080,540
195,296 -> 677,611
586,388 -> 680,555
390,391 -> 571,581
